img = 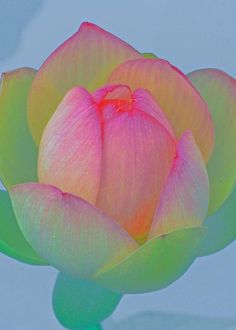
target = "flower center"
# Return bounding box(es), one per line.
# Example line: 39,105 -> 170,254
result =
94,84 -> 133,122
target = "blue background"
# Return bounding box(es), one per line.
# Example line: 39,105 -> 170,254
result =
0,1 -> 236,329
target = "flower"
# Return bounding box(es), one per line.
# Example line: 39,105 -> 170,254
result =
0,22 -> 235,329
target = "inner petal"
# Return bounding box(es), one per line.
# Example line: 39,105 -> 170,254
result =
95,87 -> 176,244
38,87 -> 102,205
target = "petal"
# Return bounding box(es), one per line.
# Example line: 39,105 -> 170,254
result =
96,107 -> 176,244
198,188 -> 236,256
0,68 -> 38,188
0,190 -> 47,265
132,88 -> 174,137
93,84 -> 174,134
188,69 -> 236,214
38,87 -> 102,204
92,84 -> 132,103
53,272 -> 122,329
142,52 -> 157,58
94,227 -> 205,294
28,22 -> 142,144
108,58 -> 214,162
10,183 -> 138,278
149,131 -> 209,238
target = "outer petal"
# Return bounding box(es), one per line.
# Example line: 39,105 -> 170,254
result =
142,52 -> 157,59
108,58 -> 214,162
28,22 -> 142,144
38,87 -> 102,204
0,68 -> 38,188
198,188 -> 236,256
149,131 -> 209,238
10,183 -> 138,278
0,190 -> 47,265
188,69 -> 236,214
53,272 -> 122,330
96,106 -> 176,244
93,227 -> 205,294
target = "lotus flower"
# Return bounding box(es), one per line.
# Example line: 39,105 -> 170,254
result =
0,22 -> 235,329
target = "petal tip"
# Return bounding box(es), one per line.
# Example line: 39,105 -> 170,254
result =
79,21 -> 100,31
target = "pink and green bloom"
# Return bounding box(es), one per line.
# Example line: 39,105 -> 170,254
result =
0,22 -> 235,329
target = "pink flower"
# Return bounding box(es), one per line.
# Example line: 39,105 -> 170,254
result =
0,22 -> 235,329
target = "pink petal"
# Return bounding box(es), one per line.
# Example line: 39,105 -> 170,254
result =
108,58 -> 214,162
149,131 -> 209,238
96,92 -> 176,243
93,85 -> 174,134
38,87 -> 102,204
10,183 -> 138,278
28,22 -> 142,144
132,88 -> 174,137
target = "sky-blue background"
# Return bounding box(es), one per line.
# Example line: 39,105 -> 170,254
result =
0,1 -> 236,329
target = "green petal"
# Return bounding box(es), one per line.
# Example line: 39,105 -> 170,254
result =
0,68 -> 38,188
188,69 -> 236,214
94,227 -> 205,294
142,52 -> 157,58
0,190 -> 47,265
53,272 -> 122,330
10,183 -> 137,277
198,188 -> 236,256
